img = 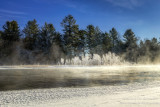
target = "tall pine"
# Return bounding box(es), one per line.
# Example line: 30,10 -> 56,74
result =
23,19 -> 40,50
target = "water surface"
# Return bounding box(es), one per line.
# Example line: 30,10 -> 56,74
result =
0,66 -> 160,91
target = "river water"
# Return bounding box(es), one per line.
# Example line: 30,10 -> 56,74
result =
0,66 -> 160,91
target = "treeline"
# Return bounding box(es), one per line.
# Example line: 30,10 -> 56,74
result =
0,14 -> 160,65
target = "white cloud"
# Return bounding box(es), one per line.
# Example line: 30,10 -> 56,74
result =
0,14 -> 26,18
105,0 -> 144,9
0,9 -> 26,15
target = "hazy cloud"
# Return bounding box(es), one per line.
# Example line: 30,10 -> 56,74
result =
0,14 -> 26,18
105,0 -> 144,9
0,9 -> 26,15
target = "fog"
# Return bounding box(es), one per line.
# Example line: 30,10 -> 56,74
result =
1,42 -> 160,65
0,65 -> 160,91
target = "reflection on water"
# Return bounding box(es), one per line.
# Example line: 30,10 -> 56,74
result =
0,68 -> 160,91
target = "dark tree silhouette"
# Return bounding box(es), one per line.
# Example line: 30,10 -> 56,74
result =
0,15 -> 160,65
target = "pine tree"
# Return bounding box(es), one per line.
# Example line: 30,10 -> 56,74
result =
0,21 -> 21,57
2,21 -> 20,42
109,28 -> 121,53
78,30 -> 86,57
39,22 -> 56,53
86,25 -> 96,59
61,14 -> 79,60
23,19 -> 40,50
101,32 -> 112,54
94,26 -> 104,58
138,38 -> 160,62
0,31 -> 3,58
123,29 -> 138,62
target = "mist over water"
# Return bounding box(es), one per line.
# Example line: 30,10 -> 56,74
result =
0,65 -> 160,91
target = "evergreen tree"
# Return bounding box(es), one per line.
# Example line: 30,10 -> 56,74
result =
0,31 -> 3,57
78,30 -> 86,57
86,25 -> 96,59
0,21 -> 21,57
61,14 -> 79,60
101,32 -> 112,54
1,21 -> 20,42
53,32 -> 63,48
94,26 -> 104,58
123,29 -> 138,62
109,28 -> 121,53
23,19 -> 40,50
39,22 -> 56,53
139,38 -> 160,62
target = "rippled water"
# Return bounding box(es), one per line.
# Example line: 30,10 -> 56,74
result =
0,66 -> 160,91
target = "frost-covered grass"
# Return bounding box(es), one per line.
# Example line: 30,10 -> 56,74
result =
61,52 -> 128,65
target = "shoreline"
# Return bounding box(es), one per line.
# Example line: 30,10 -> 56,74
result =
1,81 -> 160,107
0,64 -> 160,69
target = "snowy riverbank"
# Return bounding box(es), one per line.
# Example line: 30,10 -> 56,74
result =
1,81 -> 160,107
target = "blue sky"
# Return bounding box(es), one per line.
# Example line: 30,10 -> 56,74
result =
0,0 -> 160,40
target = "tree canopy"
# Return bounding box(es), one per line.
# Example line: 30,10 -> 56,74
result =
0,15 -> 160,65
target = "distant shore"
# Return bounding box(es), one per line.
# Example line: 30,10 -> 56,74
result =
0,64 -> 160,70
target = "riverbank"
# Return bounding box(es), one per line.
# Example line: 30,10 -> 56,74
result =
1,81 -> 160,107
